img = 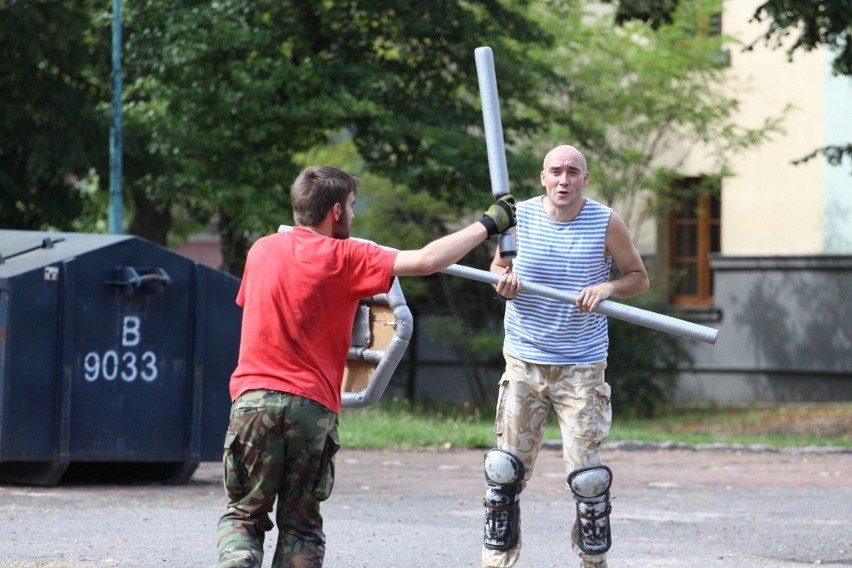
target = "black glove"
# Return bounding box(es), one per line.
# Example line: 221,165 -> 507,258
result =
480,195 -> 517,237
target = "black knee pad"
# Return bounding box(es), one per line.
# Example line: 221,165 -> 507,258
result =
568,465 -> 613,554
483,449 -> 524,551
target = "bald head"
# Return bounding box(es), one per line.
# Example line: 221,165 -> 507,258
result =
543,145 -> 587,172
539,144 -> 590,220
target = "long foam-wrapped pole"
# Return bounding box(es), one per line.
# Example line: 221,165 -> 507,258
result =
475,46 -> 510,197
441,264 -> 719,345
280,224 -> 717,344
475,46 -> 516,258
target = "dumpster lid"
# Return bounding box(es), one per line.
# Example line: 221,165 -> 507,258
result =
0,230 -> 133,277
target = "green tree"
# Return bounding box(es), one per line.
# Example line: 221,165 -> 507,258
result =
751,0 -> 852,76
601,0 -> 681,29
122,0 -> 552,273
0,0 -> 110,231
118,1 -> 555,409
0,1 -> 781,415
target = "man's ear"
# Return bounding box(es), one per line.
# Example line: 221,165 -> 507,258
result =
332,202 -> 342,221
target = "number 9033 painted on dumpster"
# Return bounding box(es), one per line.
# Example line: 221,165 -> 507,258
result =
81,315 -> 158,383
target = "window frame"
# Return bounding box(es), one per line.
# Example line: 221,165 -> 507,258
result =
668,187 -> 720,307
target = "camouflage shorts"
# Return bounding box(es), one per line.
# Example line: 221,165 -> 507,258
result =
215,390 -> 340,568
494,355 -> 611,479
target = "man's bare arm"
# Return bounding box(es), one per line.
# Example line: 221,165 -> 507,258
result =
393,223 -> 489,277
576,212 -> 649,313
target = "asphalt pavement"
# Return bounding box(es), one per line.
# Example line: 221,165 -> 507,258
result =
0,443 -> 850,567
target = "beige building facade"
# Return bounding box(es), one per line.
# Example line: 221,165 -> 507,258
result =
673,0 -> 852,402
722,1 -> 852,256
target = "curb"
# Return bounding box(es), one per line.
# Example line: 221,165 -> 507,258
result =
540,439 -> 852,454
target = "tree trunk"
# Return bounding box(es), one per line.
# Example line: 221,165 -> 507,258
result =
129,188 -> 170,245
218,212 -> 249,276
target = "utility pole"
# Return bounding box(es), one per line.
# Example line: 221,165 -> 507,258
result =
108,0 -> 123,234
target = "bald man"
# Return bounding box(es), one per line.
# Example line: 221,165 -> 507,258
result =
481,145 -> 648,568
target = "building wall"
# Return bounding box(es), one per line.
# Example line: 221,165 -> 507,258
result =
823,47 -> 852,252
721,0 -> 852,255
673,2 -> 852,402
174,234 -> 223,270
678,256 -> 852,403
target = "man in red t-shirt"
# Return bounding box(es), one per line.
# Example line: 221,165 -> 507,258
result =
216,165 -> 516,568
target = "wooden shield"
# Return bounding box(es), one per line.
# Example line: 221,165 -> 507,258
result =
341,277 -> 412,408
343,302 -> 398,392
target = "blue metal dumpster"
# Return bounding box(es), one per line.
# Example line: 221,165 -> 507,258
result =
0,230 -> 240,485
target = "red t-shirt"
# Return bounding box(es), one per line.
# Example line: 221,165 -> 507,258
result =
229,227 -> 398,412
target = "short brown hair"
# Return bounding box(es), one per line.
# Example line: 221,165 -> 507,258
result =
290,165 -> 359,226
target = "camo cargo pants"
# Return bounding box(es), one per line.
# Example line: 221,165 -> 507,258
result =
482,355 -> 611,568
216,390 -> 340,568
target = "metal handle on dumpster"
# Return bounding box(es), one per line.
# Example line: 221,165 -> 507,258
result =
106,266 -> 172,296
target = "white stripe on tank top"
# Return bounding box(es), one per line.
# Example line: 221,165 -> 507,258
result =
504,196 -> 613,364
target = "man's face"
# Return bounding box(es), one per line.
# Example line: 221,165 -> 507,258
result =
332,192 -> 356,239
540,147 -> 590,211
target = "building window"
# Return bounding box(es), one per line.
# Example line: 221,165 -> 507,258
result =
668,179 -> 720,307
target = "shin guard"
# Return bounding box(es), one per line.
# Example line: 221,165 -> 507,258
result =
483,449 -> 524,551
567,465 -> 613,555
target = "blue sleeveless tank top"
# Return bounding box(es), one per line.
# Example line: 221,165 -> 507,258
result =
504,196 -> 613,364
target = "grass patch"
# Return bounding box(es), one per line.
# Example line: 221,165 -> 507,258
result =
340,401 -> 495,449
610,403 -> 852,447
340,400 -> 852,450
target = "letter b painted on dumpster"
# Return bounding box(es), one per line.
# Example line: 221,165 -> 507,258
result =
122,316 -> 141,347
